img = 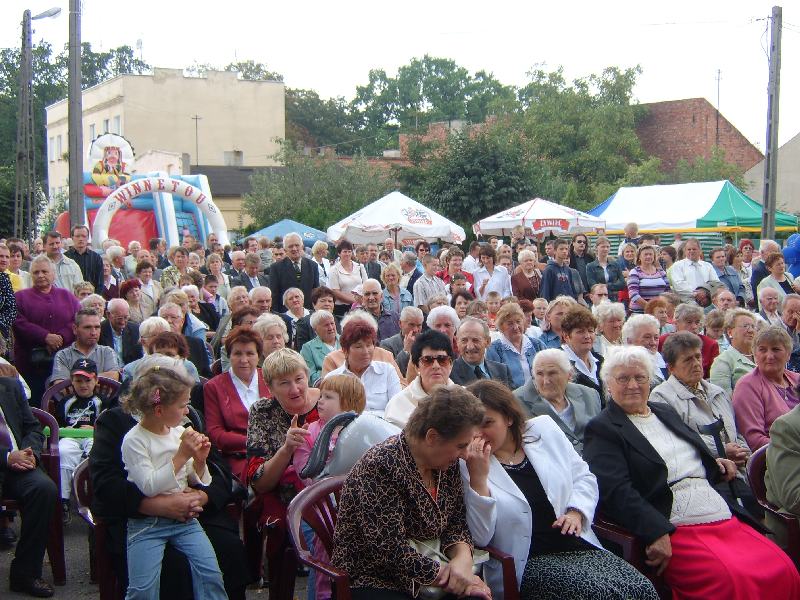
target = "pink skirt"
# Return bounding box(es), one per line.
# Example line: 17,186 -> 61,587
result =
664,517 -> 800,600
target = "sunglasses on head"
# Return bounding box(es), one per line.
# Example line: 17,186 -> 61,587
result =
419,354 -> 451,367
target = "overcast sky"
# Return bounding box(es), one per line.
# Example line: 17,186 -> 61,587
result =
3,0 -> 800,152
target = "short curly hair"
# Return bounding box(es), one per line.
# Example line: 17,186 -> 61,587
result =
340,319 -> 377,352
224,326 -> 264,358
560,306 -> 597,336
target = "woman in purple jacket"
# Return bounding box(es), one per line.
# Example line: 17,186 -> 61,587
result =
13,256 -> 80,406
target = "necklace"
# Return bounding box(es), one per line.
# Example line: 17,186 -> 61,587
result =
496,447 -> 523,466
630,407 -> 652,418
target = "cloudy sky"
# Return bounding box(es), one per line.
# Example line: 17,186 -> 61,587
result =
3,0 -> 799,150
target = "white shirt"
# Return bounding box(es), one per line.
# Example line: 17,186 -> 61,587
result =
562,343 -> 599,384
670,258 -> 720,299
472,265 -> 512,300
462,254 -> 481,274
326,360 -> 402,416
230,371 -> 261,412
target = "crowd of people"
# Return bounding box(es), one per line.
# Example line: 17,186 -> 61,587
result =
2,221 -> 800,599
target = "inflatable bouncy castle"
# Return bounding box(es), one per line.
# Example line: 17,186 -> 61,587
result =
55,134 -> 229,248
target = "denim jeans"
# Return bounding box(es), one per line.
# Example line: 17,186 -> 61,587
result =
301,520 -> 316,599
126,516 -> 227,600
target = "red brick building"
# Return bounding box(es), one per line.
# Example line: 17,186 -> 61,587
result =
636,98 -> 763,173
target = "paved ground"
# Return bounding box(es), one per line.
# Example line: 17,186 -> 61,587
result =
0,511 -> 307,599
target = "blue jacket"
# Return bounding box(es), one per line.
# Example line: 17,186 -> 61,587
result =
540,262 -> 577,301
382,287 -> 414,316
715,265 -> 745,300
486,335 -> 547,389
538,330 -> 563,349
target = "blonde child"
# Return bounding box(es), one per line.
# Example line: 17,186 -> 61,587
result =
485,291 -> 502,331
121,361 -> 227,600
532,297 -> 548,327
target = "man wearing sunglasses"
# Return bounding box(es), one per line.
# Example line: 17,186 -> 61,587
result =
384,329 -> 457,427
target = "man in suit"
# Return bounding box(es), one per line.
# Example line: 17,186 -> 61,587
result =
225,250 -> 246,280
269,233 -> 319,313
400,252 -> 421,293
0,376 -> 58,597
231,254 -> 269,291
99,298 -> 144,366
451,316 -> 513,388
380,306 -> 424,378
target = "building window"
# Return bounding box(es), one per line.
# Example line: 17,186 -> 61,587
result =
48,137 -> 55,161
113,115 -> 121,135
224,150 -> 244,166
103,118 -> 110,133
89,123 -> 96,140
57,135 -> 63,159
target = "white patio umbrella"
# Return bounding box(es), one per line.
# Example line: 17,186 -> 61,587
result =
473,197 -> 605,236
327,191 -> 466,245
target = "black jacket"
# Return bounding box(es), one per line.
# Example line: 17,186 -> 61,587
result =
583,400 -> 762,545
231,272 -> 269,291
449,356 -> 513,389
65,247 -> 105,293
186,335 -> 212,378
568,351 -> 605,406
0,377 -> 44,488
99,320 -> 143,366
269,257 -> 320,313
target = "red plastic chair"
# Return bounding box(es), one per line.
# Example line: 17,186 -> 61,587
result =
747,444 -> 800,566
41,376 -> 121,414
286,475 -> 521,600
0,408 -> 66,585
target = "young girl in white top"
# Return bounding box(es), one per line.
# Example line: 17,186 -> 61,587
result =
121,362 -> 228,600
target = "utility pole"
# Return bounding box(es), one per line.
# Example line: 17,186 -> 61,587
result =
68,0 -> 84,228
191,115 -> 202,166
14,10 -> 35,242
762,5 -> 782,240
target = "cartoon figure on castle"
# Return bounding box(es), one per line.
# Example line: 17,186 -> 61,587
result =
85,133 -> 135,199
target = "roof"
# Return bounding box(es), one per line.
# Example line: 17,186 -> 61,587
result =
188,164 -> 284,197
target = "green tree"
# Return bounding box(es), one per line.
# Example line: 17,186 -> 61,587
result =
224,60 -> 283,81
285,88 -> 355,151
671,146 -> 746,188
244,141 -> 396,231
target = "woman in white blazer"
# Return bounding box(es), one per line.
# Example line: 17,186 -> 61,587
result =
461,380 -> 657,600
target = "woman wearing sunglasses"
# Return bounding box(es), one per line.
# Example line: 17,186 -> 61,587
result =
385,329 -> 457,427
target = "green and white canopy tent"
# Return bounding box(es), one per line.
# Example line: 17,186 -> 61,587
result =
588,180 -> 798,234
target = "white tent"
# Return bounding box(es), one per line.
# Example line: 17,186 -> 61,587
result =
473,197 -> 605,236
326,191 -> 466,245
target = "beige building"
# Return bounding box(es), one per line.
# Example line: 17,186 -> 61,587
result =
45,67 -> 285,227
746,132 -> 800,215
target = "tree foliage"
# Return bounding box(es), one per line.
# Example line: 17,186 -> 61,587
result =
671,146 -> 746,189
243,142 -> 396,231
285,88 -> 354,150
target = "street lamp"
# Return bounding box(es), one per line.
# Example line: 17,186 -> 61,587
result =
14,6 -> 61,242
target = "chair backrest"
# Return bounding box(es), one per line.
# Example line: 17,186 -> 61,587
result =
747,444 -> 769,506
287,475 -> 346,558
41,376 -> 121,413
211,359 -> 222,376
73,459 -> 94,523
31,407 -> 59,447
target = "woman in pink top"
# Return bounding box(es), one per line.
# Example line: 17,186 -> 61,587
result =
733,326 -> 800,451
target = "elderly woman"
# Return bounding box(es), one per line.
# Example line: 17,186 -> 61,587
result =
205,327 -> 270,481
252,313 -> 288,358
135,261 -> 162,317
585,237 -> 625,302
650,332 -> 757,515
333,387 -> 490,600
511,249 -> 542,301
628,245 -> 670,313
381,262 -> 413,315
757,251 -> 800,301
80,293 -> 106,317
486,303 -> 547,389
310,240 -> 332,287
300,309 -> 339,386
592,301 -> 624,356
561,306 -> 605,405
246,349 -> 321,579
321,311 -> 404,380
728,248 -> 754,307
205,253 -> 231,299
709,308 -> 757,397
211,285 -> 250,352
326,319 -> 402,416
183,284 -> 219,334
101,258 -> 120,300
464,380 -> 656,600
164,289 -> 208,342
294,286 -> 338,351
120,279 -> 146,323
385,329 -> 456,427
283,287 -> 309,339
538,296 -> 577,349
660,303 -> 719,379
328,240 -> 367,317
513,349 -> 601,454
583,345 -> 800,600
428,304 -> 460,348
733,326 -> 800,451
616,242 -> 636,278
13,255 -> 80,405
451,291 -> 474,320
121,316 -> 196,384
622,313 -> 668,382
218,307 -> 261,372
160,246 -> 193,291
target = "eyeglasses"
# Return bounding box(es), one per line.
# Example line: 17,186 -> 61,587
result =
736,323 -> 757,330
419,354 -> 452,367
612,374 -> 649,385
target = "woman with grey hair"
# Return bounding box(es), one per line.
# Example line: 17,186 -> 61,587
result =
622,313 -> 668,382
300,309 -> 339,385
668,303 -> 719,378
584,345 -> 798,599
426,304 -> 460,346
182,284 -> 219,333
122,317 -> 200,384
252,312 -> 289,359
592,301 -> 625,356
709,308 -> 757,396
80,293 -> 107,318
513,348 -> 601,454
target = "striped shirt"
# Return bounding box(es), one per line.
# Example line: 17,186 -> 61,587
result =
627,267 -> 671,312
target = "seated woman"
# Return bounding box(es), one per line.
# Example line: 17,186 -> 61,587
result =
205,327 -> 269,482
218,307 -> 261,372
183,284 -> 220,335
385,329 -> 456,427
733,326 -> 800,451
332,386 -> 491,600
650,332 -> 758,516
592,301 -> 624,357
537,296 -> 577,349
463,380 -> 657,600
283,287 -> 310,340
756,251 -> 800,302
246,349 -> 321,580
560,306 -> 605,405
122,318 -> 200,386
621,313 -> 669,383
300,309 -> 339,386
583,345 -> 800,600
326,319 -> 402,417
321,310 -> 404,381
486,303 -> 547,389
709,308 -> 757,398
513,348 -> 600,454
